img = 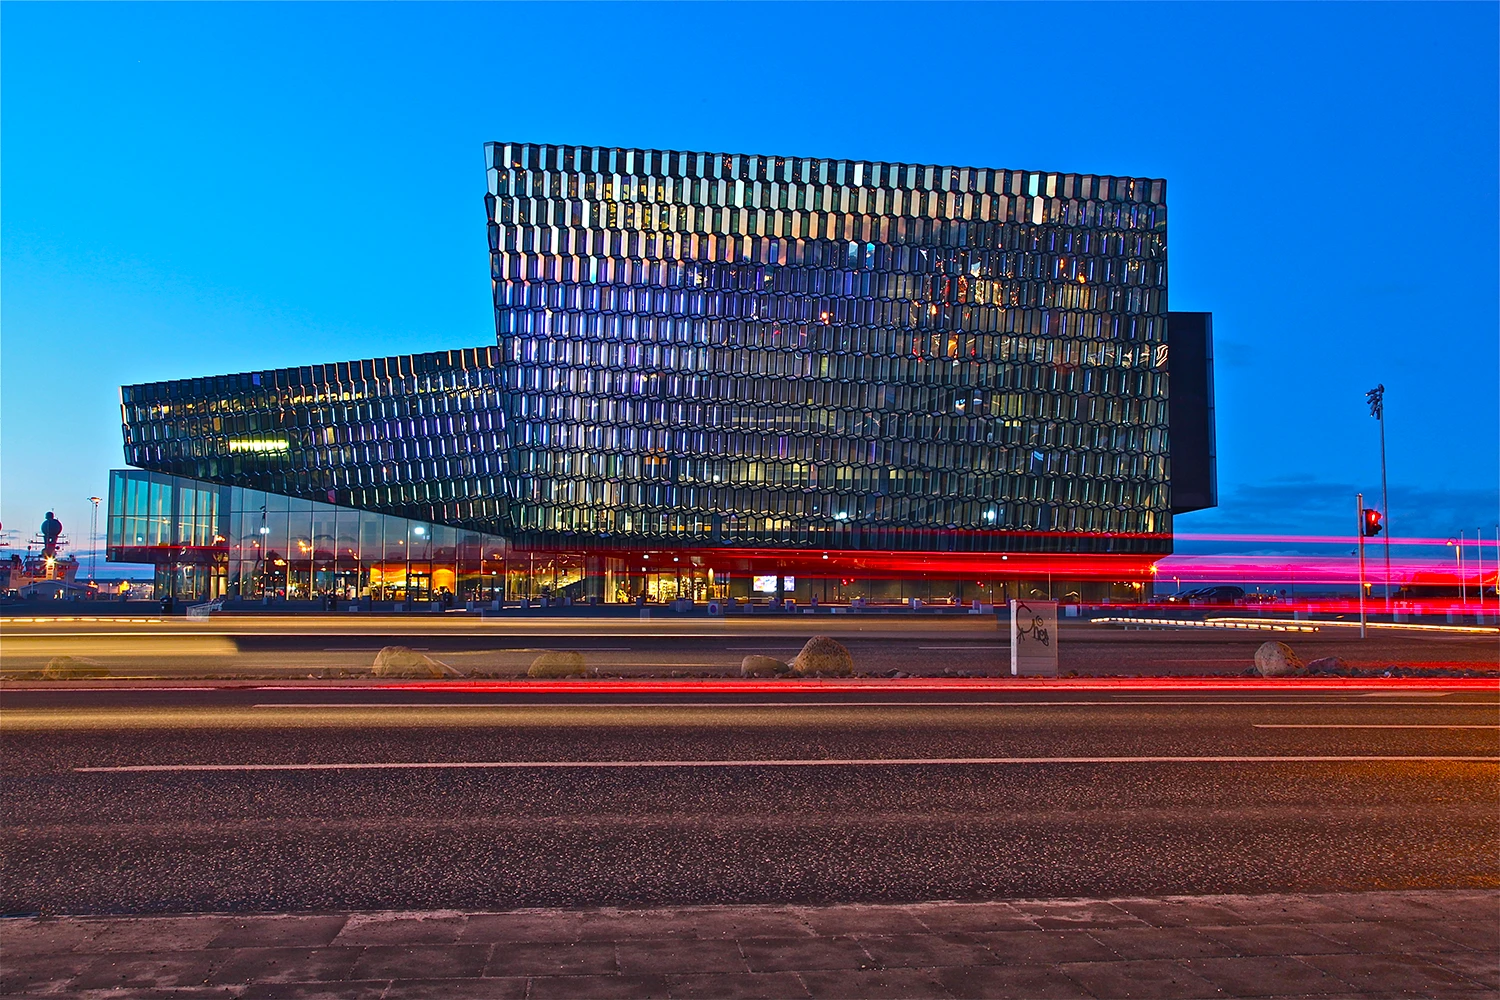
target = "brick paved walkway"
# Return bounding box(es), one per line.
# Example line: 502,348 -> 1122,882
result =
2,890 -> 1496,998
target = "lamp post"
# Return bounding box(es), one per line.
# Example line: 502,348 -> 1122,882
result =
1356,493 -> 1367,638
1476,527 -> 1485,620
1365,385 -> 1392,610
1447,534 -> 1464,605
87,497 -> 102,588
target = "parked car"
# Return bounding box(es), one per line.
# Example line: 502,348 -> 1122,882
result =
1190,586 -> 1246,605
1161,585 -> 1246,606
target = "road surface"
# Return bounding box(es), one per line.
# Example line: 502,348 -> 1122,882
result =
3,682 -> 1495,915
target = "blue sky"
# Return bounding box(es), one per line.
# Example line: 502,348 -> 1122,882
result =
3,2 -> 1497,569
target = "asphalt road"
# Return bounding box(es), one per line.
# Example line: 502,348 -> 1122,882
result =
2,614 -> 1496,677
2,683 -> 1496,916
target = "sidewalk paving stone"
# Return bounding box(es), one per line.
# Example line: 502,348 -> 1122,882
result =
1295,919 -> 1473,955
240,981 -> 390,999
798,966 -> 952,999
1297,952 -> 1493,994
345,943 -> 491,980
932,962 -> 1090,999
457,911 -> 588,944
1309,891 -> 1458,922
1184,954 -> 1358,996
525,972 -> 671,999
333,912 -> 468,945
615,938 -> 749,975
1008,899 -> 1151,929
1109,896 -> 1259,928
1196,922 -> 1351,957
0,919 -> 104,957
73,915 -> 229,953
1215,896 -> 1365,925
572,910 -> 725,942
0,951 -> 95,994
663,970 -> 813,999
790,904 -> 930,937
1057,957 -> 1226,999
737,935 -> 874,973
483,939 -> 618,977
202,945 -> 362,986
1083,925 -> 1238,960
659,909 -> 815,941
382,976 -> 529,999
68,950 -> 220,990
1427,949 -> 1500,991
1426,918 -> 1500,952
856,932 -> 999,969
970,927 -> 1122,964
904,901 -> 1042,934
205,914 -> 348,949
1407,893 -> 1500,922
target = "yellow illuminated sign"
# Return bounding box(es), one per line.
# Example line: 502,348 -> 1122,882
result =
228,438 -> 290,454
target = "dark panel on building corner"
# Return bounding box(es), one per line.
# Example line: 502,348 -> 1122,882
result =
1167,312 -> 1217,514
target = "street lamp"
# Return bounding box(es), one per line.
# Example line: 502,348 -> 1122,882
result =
87,496 -> 102,588
1475,528 -> 1485,619
1447,534 -> 1465,605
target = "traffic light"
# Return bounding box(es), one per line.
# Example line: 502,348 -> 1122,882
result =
1362,508 -> 1383,537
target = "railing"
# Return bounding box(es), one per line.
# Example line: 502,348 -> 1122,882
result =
185,597 -> 225,620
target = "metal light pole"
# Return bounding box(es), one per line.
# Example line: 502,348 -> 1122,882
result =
1365,386 -> 1392,610
87,497 -> 102,587
1356,493 -> 1367,638
1447,534 -> 1464,606
1476,527 -> 1484,620
1459,529 -> 1466,605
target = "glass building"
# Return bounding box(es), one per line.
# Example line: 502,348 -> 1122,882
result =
109,143 -> 1213,605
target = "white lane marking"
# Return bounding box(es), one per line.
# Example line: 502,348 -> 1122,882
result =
1360,692 -> 1454,698
919,645 -> 1008,649
1254,724 -> 1499,730
78,755 -> 1500,774
724,647 -> 806,651
322,650 -> 633,656
247,700 -> 1492,710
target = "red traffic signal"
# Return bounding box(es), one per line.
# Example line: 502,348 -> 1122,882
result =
1362,508 -> 1383,537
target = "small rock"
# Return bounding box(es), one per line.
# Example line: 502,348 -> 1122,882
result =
740,655 -> 790,678
42,655 -> 108,680
1253,641 -> 1304,677
372,646 -> 446,679
528,650 -> 586,678
791,636 -> 854,676
1305,655 -> 1348,675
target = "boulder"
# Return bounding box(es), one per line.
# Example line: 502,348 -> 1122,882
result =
791,636 -> 854,676
1253,641 -> 1304,678
372,645 -> 446,679
528,650 -> 587,678
740,654 -> 790,677
42,656 -> 108,680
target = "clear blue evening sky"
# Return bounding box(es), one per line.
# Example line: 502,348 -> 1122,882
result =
2,2 -> 1496,564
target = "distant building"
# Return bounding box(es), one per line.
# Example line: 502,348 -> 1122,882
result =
109,143 -> 1214,606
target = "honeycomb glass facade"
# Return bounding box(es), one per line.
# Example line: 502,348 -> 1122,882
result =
113,144 -> 1209,603
488,143 -> 1170,556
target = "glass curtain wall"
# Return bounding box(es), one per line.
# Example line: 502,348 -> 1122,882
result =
109,470 -> 515,604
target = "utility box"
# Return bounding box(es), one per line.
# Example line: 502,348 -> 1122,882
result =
1010,599 -> 1059,678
